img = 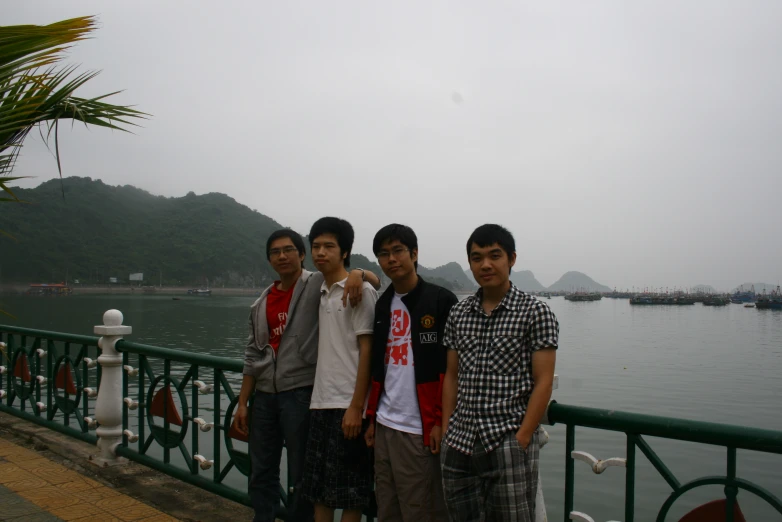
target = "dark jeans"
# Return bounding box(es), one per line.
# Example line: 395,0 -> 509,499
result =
250,386 -> 314,522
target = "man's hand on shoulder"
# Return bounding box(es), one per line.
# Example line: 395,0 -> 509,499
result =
342,269 -> 365,308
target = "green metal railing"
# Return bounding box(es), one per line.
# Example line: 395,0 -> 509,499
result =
114,338 -> 255,508
546,401 -> 782,521
0,326 -> 101,445
0,325 -> 268,515
3,324 -> 781,521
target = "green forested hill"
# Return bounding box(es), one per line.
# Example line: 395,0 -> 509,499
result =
0,177 -> 455,289
1,177 -> 287,286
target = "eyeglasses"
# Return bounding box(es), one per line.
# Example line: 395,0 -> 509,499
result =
377,247 -> 410,260
269,246 -> 299,258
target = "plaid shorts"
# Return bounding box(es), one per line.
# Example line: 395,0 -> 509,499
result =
441,429 -> 540,522
300,409 -> 372,510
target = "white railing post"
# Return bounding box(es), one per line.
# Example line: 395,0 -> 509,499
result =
93,309 -> 131,465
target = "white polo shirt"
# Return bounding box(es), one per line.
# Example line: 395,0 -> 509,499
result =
310,278 -> 378,410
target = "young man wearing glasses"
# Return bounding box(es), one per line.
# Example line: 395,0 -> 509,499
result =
236,228 -> 379,522
364,223 -> 458,522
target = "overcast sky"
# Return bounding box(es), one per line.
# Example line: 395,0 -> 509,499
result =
4,2 -> 781,290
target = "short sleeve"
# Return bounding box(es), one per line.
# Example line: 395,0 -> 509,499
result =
352,283 -> 378,335
528,301 -> 559,351
442,305 -> 458,350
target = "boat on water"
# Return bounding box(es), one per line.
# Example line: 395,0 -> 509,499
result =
187,288 -> 212,296
755,286 -> 782,310
702,295 -> 730,306
605,288 -> 634,298
564,292 -> 602,302
26,283 -> 72,296
630,293 -> 695,305
744,303 -> 755,308
730,285 -> 756,304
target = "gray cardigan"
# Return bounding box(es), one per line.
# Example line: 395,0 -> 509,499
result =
243,270 -> 323,393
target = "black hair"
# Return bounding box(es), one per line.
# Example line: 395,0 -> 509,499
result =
372,223 -> 419,269
309,217 -> 354,267
466,224 -> 516,259
265,229 -> 306,261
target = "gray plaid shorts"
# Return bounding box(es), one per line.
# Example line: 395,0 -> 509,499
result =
300,409 -> 372,510
441,430 -> 539,522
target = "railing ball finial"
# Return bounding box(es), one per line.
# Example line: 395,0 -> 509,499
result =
104,309 -> 123,326
92,308 -> 131,466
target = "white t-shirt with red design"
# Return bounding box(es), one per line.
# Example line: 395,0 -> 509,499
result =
376,293 -> 423,435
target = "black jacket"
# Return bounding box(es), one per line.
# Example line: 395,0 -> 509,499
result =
366,276 -> 458,446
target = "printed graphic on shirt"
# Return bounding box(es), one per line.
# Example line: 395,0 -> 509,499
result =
385,308 -> 412,366
271,312 -> 287,338
377,293 -> 422,434
420,332 -> 437,343
266,283 -> 296,352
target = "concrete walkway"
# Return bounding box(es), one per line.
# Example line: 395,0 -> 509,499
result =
0,437 -> 176,521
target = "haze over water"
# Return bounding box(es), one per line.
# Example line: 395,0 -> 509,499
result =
2,294 -> 781,520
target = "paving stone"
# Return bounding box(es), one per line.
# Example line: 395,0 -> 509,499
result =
0,437 -> 181,522
0,498 -> 46,518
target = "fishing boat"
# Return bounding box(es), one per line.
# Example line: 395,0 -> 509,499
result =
702,296 -> 730,306
744,303 -> 755,308
755,286 -> 782,310
187,278 -> 212,296
630,293 -> 695,306
564,292 -> 602,302
26,283 -> 72,296
730,285 -> 756,304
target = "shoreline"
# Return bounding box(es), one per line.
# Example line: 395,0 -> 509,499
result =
0,284 -> 262,297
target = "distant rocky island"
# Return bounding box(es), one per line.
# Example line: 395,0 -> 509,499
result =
546,271 -> 612,293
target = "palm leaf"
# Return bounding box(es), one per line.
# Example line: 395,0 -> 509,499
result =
0,15 -> 148,196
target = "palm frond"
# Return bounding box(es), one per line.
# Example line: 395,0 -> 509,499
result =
0,15 -> 148,193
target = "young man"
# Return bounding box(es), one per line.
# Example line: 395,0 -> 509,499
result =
441,224 -> 559,522
300,217 -> 378,522
365,224 -> 458,522
236,228 -> 379,522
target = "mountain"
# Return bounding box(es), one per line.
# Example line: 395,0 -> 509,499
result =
419,262 -> 476,291
731,282 -> 779,294
510,270 -> 545,292
547,271 -> 611,292
1,177 -> 283,286
0,177 -> 450,289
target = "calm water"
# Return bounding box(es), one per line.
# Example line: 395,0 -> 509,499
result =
1,294 -> 781,521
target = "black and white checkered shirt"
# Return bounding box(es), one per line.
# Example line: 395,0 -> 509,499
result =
443,284 -> 559,455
